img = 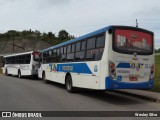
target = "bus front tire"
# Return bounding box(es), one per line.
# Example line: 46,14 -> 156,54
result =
42,72 -> 48,83
18,70 -> 22,78
5,69 -> 8,76
65,75 -> 75,93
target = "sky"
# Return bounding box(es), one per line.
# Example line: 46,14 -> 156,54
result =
0,0 -> 160,48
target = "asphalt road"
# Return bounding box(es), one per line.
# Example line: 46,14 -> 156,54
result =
0,75 -> 160,120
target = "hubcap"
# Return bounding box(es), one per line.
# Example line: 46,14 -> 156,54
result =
18,71 -> 21,78
43,74 -> 45,81
67,80 -> 71,90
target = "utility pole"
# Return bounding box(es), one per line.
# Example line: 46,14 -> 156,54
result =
136,19 -> 138,28
12,36 -> 15,53
12,36 -> 25,53
32,32 -> 38,51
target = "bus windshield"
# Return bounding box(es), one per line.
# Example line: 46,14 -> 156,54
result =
113,29 -> 153,55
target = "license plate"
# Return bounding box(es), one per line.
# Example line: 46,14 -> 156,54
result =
129,77 -> 138,81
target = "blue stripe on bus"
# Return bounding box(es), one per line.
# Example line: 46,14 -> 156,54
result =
116,63 -> 131,68
105,76 -> 154,90
57,63 -> 92,74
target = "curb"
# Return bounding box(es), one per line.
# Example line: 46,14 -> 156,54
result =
112,90 -> 160,103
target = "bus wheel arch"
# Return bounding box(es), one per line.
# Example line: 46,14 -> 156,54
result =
65,73 -> 75,93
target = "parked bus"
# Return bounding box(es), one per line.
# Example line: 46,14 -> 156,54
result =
38,26 -> 154,92
2,51 -> 40,78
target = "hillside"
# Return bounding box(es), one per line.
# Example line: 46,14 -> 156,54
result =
0,29 -> 75,54
0,38 -> 51,54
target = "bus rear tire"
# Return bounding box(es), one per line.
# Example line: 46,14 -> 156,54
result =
65,75 -> 75,93
42,72 -> 48,83
18,70 -> 22,78
5,69 -> 8,76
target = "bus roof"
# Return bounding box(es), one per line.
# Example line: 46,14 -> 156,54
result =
41,26 -> 112,52
41,25 -> 153,52
3,51 -> 34,57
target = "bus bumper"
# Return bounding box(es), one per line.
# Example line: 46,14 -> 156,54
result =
105,77 -> 154,90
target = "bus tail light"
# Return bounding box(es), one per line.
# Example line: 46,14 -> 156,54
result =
109,61 -> 116,79
149,64 -> 154,80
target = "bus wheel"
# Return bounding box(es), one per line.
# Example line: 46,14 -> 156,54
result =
65,75 -> 75,93
42,72 -> 48,83
5,69 -> 8,76
18,70 -> 22,78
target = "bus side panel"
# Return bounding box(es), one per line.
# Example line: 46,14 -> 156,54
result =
81,62 -> 100,89
4,65 -> 18,75
45,65 -> 51,81
57,72 -> 65,84
71,73 -> 81,88
21,69 -> 32,76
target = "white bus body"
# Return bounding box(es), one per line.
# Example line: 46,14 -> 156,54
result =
38,26 -> 154,92
2,51 -> 40,78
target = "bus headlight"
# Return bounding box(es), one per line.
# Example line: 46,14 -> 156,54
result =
109,61 -> 116,79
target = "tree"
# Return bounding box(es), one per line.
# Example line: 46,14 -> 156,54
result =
156,48 -> 160,53
35,30 -> 41,38
58,30 -> 69,40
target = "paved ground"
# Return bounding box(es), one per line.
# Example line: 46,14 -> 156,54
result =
0,75 -> 160,120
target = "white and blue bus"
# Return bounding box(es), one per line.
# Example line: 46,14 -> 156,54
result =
2,51 -> 40,78
38,26 -> 154,92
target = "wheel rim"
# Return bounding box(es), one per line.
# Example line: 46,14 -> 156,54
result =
43,74 -> 45,81
18,71 -> 21,78
66,79 -> 71,91
5,70 -> 8,75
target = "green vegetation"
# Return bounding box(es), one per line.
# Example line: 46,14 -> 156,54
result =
0,29 -> 75,46
155,48 -> 160,53
151,55 -> 160,92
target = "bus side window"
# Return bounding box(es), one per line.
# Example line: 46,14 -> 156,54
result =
52,49 -> 56,63
67,45 -> 71,53
43,52 -> 47,63
75,51 -> 85,61
26,54 -> 31,64
94,48 -> 104,60
86,37 -> 96,60
48,50 -> 52,63
60,46 -> 66,62
5,58 -> 7,64
56,48 -> 60,63
86,49 -> 96,60
95,35 -> 105,60
81,41 -> 86,51
2,57 -> 5,67
75,41 -> 86,61
96,35 -> 105,48
87,38 -> 96,50
63,46 -> 67,62
76,42 -> 81,52
86,35 -> 105,61
18,55 -> 21,64
66,44 -> 75,62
